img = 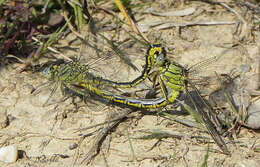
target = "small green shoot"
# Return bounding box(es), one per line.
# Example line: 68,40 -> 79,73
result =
200,144 -> 210,167
127,128 -> 136,161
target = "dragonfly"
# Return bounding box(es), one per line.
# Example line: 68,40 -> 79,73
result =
42,57 -> 185,109
42,46 -> 233,155
34,43 -> 164,106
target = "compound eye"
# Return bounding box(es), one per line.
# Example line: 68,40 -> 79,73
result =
43,64 -> 57,77
157,54 -> 164,61
155,53 -> 165,66
43,67 -> 51,76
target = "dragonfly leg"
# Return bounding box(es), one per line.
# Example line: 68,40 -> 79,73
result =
158,76 -> 169,103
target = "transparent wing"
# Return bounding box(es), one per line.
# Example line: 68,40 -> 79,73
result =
184,80 -> 230,154
30,81 -> 66,107
179,47 -> 245,95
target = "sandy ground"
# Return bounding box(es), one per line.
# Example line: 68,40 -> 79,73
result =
1,1 -> 260,167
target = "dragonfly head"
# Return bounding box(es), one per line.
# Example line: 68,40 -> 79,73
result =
43,66 -> 53,79
43,60 -> 65,79
43,66 -> 51,76
43,64 -> 59,79
148,44 -> 167,67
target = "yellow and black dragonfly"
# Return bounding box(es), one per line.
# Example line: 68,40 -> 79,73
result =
41,45 -> 234,155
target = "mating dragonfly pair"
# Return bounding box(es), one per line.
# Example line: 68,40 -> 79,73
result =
41,44 -> 230,154
43,44 -> 184,108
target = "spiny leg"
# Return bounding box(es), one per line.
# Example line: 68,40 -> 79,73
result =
158,76 -> 169,103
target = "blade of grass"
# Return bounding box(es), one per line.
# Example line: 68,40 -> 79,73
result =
134,129 -> 187,140
68,0 -> 84,30
0,0 -> 6,6
39,21 -> 68,56
17,22 -> 69,72
127,128 -> 136,161
200,144 -> 210,167
114,0 -> 138,34
114,0 -> 149,43
159,109 -> 202,129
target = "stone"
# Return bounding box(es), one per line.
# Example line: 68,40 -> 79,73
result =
0,145 -> 18,163
246,101 -> 260,129
69,143 -> 78,150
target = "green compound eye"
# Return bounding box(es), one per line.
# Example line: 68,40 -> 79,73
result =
157,53 -> 164,61
155,53 -> 166,66
43,67 -> 51,76
43,64 -> 58,78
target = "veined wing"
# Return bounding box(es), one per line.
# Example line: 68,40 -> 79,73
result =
185,79 -> 230,155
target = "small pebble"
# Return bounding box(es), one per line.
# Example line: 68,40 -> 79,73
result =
246,101 -> 260,129
0,145 -> 18,163
69,143 -> 78,150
